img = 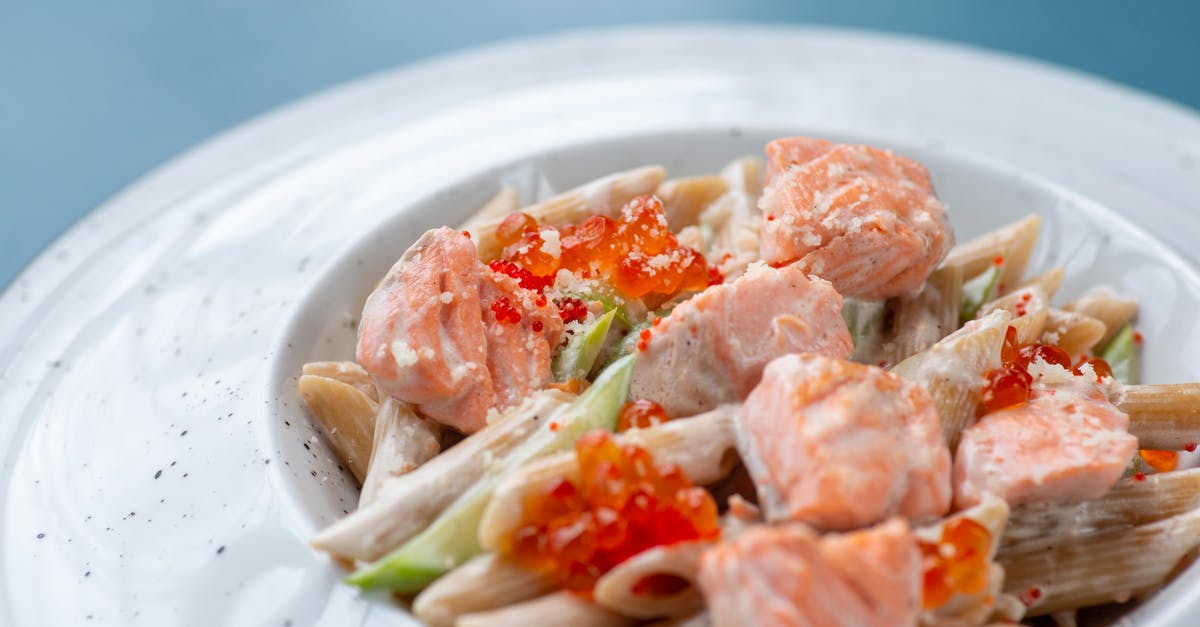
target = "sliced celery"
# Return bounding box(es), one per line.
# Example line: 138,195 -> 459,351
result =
346,355 -> 635,593
552,308 -> 617,381
959,264 -> 1002,325
1101,323 -> 1139,385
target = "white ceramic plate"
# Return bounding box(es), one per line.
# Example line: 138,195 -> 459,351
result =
3,26 -> 1200,627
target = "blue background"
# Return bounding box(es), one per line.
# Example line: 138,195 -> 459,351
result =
3,0 -> 1198,290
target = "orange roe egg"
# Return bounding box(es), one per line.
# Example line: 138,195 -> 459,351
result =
919,517 -> 993,609
504,430 -> 720,595
490,296 -> 522,324
1140,449 -> 1179,473
980,326 -> 1114,416
617,399 -> 670,431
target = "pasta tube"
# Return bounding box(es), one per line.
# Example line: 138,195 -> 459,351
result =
457,592 -> 636,627
980,286 -> 1049,345
310,390 -> 574,562
300,360 -> 379,401
412,553 -> 555,627
1001,469 -> 1200,553
593,541 -> 713,619
889,265 -> 964,364
1121,383 -> 1200,450
358,397 -> 442,508
297,374 -> 378,483
1063,287 -> 1138,347
941,214 -> 1041,291
346,356 -> 634,593
1000,508 -> 1200,616
468,166 -> 666,260
657,175 -> 730,231
1016,265 -> 1064,300
1041,309 -> 1106,359
892,310 -> 1011,450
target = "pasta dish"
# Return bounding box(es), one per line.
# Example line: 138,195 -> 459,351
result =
294,137 -> 1200,626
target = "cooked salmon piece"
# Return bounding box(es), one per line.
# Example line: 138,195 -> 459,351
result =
739,353 -> 951,530
630,263 -> 852,417
356,227 -> 563,433
698,518 -> 920,627
758,137 -> 952,299
953,385 -> 1137,509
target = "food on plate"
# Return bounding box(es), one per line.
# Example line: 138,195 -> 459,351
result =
294,136 -> 1200,626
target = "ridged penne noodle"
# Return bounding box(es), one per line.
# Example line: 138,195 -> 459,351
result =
980,286 -> 1049,345
888,265 -> 964,364
1121,383 -> 1200,450
1063,287 -> 1138,347
1040,308 -> 1107,358
457,591 -> 636,627
458,185 -> 520,232
999,508 -> 1200,616
300,360 -> 379,401
1001,469 -> 1200,553
700,157 -> 764,281
479,406 -> 738,551
310,390 -> 575,562
358,397 -> 442,508
892,310 -> 1011,450
593,541 -> 713,619
1016,266 -> 1064,300
657,175 -> 730,231
298,374 -> 379,483
467,165 -> 666,260
941,214 -> 1041,291
412,553 -> 555,627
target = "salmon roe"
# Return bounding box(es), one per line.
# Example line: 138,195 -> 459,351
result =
616,399 -> 670,431
504,430 -> 720,595
919,517 -> 993,609
1139,449 -> 1179,473
496,196 -> 715,301
980,326 -> 1114,415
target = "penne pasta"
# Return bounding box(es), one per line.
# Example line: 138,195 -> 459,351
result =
1121,383 -> 1200,451
1063,288 -> 1138,348
1001,469 -> 1200,553
892,310 -> 1011,450
479,406 -> 738,551
297,374 -> 378,483
593,541 -> 713,619
999,508 -> 1200,616
656,175 -> 730,231
300,360 -> 379,402
941,214 -> 1041,291
888,265 -> 964,364
310,390 -> 575,562
1016,266 -> 1064,300
412,553 -> 555,627
358,397 -> 442,508
1040,308 -> 1106,358
456,591 -> 636,627
699,156 -> 764,281
980,286 -> 1049,345
467,166 -> 666,260
458,185 -> 520,232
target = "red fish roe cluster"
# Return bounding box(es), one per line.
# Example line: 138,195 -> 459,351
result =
1139,449 -> 1179,473
919,517 -> 992,609
616,399 -> 670,431
979,326 -> 1114,415
496,196 -> 715,301
556,297 -> 590,325
490,296 -> 521,324
504,430 -> 720,595
489,259 -> 554,293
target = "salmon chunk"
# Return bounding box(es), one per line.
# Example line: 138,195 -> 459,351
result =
759,137 -> 952,299
356,227 -> 563,433
739,353 -> 951,530
698,518 -> 921,627
953,386 -> 1137,509
630,263 -> 852,417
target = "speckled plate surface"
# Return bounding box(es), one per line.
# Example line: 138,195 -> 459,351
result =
3,26 -> 1200,627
